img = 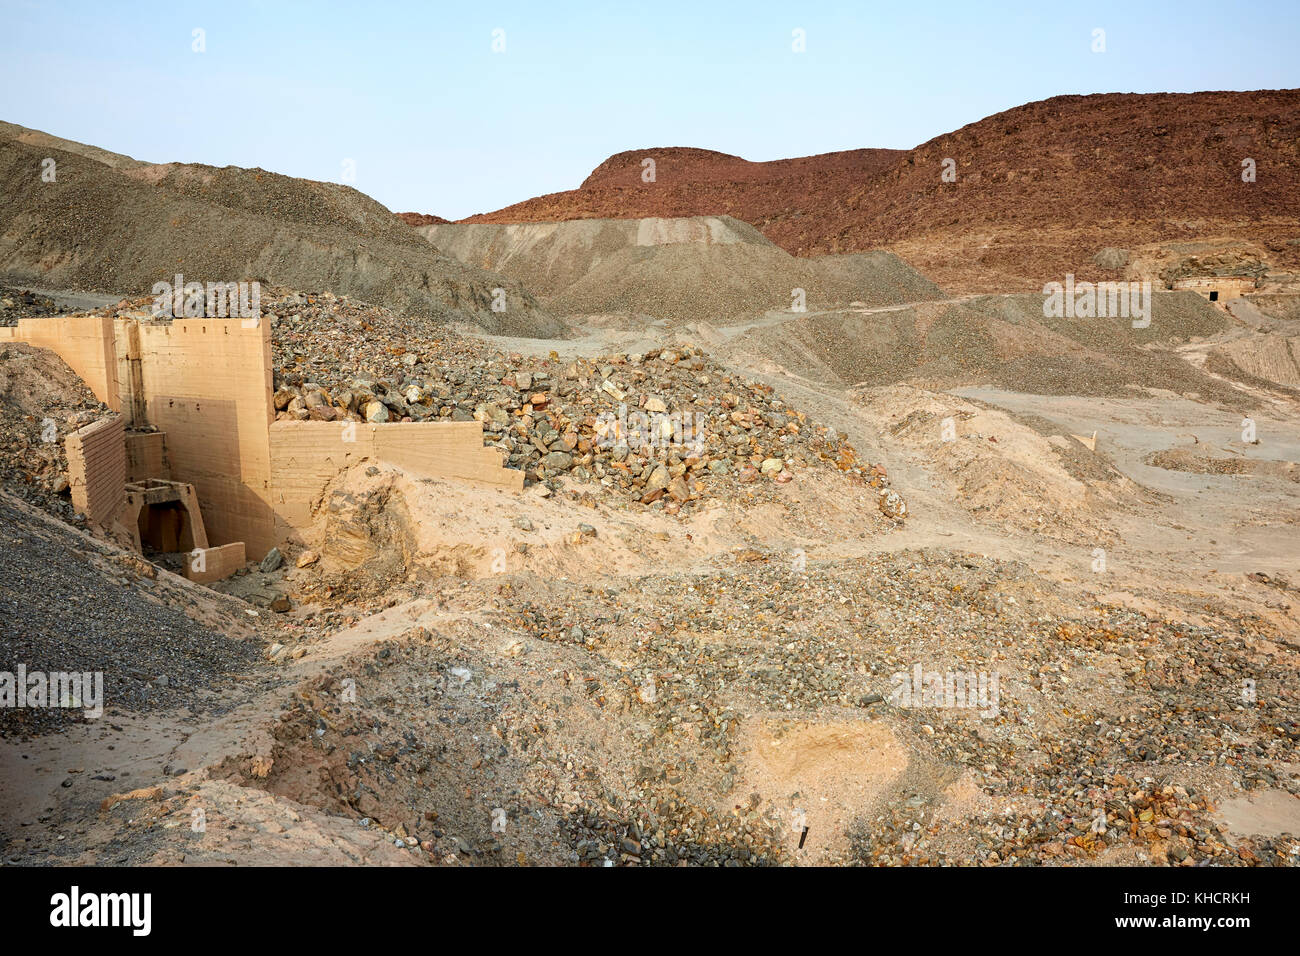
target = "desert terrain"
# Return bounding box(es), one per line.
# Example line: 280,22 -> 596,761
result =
1,92 -> 1298,870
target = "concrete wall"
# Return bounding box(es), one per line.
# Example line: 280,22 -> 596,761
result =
65,415 -> 126,528
135,318 -> 276,559
269,420 -> 522,535
185,542 -> 246,584
124,432 -> 169,482
0,315 -> 118,409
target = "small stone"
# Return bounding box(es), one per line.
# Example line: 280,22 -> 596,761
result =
878,489 -> 908,520
643,464 -> 670,496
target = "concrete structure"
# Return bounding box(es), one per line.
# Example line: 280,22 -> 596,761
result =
122,479 -> 208,554
5,313 -> 521,577
65,415 -> 127,532
1171,275 -> 1257,303
133,317 -> 276,555
185,542 -> 248,584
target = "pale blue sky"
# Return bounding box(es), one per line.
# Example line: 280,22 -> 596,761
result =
2,0 -> 1296,219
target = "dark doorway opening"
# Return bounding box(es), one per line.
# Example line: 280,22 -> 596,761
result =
1209,291 -> 1219,302
137,501 -> 196,553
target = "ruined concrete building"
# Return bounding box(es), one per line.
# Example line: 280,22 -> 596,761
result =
1170,275 -> 1257,303
0,314 -> 521,582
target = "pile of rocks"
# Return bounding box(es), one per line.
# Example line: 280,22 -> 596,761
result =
262,290 -> 889,512
0,342 -> 110,521
0,286 -> 67,324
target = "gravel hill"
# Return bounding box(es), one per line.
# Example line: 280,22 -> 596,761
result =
730,291 -> 1253,405
0,127 -> 562,336
421,216 -> 944,322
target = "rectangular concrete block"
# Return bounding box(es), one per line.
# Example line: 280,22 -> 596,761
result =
65,415 -> 126,528
184,541 -> 246,584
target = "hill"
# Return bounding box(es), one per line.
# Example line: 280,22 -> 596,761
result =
0,125 -> 562,336
419,216 -> 944,322
455,92 -> 1300,291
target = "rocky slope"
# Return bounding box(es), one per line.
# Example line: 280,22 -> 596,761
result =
0,126 -> 561,336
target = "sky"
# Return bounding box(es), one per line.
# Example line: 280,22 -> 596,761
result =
1,0 -> 1297,219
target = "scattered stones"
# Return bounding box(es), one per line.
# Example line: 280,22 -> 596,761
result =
0,286 -> 68,323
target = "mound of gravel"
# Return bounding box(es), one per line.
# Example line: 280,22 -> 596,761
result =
0,493 -> 263,736
735,291 -> 1247,405
422,217 -> 944,322
0,342 -> 110,521
0,132 -> 562,337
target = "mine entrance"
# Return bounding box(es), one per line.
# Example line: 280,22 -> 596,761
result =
137,501 -> 197,553
1210,291 -> 1219,302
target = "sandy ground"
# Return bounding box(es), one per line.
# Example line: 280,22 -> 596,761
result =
4,294 -> 1298,868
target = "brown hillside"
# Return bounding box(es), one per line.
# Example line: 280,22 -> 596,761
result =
458,92 -> 1300,291
462,146 -> 904,235
396,212 -> 450,226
